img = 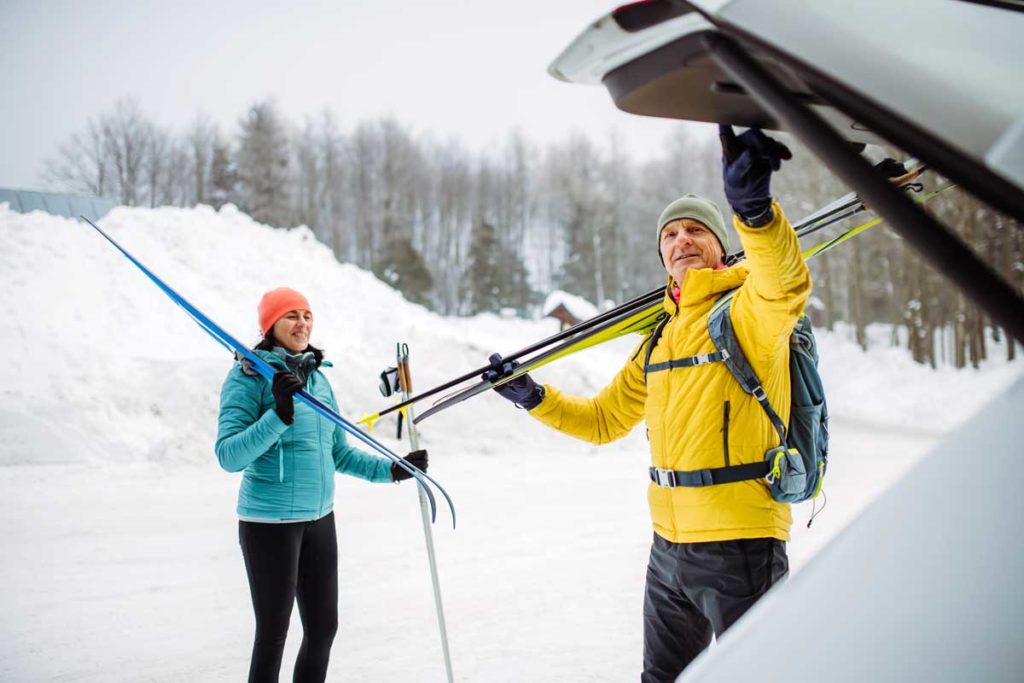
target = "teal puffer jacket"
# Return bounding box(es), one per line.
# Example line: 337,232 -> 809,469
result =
215,350 -> 393,520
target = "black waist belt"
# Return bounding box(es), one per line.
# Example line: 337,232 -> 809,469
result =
649,462 -> 770,488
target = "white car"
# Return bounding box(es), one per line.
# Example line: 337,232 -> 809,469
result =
549,2 -> 1024,681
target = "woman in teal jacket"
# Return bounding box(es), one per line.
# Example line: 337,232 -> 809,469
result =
216,287 -> 427,683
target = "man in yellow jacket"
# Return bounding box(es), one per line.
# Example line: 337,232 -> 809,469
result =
489,127 -> 809,681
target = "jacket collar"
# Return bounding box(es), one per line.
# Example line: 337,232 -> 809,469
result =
237,348 -> 331,378
661,264 -> 749,316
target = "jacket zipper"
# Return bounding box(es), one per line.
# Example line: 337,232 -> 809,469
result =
722,400 -> 731,467
277,439 -> 284,482
315,375 -> 326,517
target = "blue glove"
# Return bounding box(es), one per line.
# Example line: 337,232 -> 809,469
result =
720,125 -> 792,222
484,353 -> 545,410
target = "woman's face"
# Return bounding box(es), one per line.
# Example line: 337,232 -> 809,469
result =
272,309 -> 314,354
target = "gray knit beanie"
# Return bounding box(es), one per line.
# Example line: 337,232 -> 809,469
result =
656,193 -> 731,255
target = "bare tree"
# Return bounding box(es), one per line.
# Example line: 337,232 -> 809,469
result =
349,120 -> 383,267
292,118 -> 322,234
43,120 -> 110,197
143,127 -> 171,208
100,98 -> 153,206
158,135 -> 191,205
315,111 -> 348,258
425,137 -> 474,313
185,114 -> 217,205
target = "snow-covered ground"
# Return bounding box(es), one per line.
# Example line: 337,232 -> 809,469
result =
1,203 -> 1020,681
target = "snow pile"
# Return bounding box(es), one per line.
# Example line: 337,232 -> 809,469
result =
818,324 -> 1019,432
1,202 -> 1020,466
2,202 -> 1022,682
0,203 -> 631,467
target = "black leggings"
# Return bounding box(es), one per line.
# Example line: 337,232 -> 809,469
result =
239,512 -> 339,683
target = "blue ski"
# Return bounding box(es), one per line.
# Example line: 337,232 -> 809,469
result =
80,216 -> 455,527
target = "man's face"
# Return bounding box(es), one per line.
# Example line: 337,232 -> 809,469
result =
659,218 -> 724,285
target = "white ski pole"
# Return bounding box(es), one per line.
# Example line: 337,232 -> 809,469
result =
397,343 -> 454,683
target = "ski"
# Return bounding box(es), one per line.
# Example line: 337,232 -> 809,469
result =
359,287 -> 665,429
80,216 -> 456,527
412,179 -> 953,424
413,298 -> 666,424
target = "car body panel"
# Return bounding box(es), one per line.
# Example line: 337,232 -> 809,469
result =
681,377 -> 1024,682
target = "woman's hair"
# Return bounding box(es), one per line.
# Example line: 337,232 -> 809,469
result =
254,332 -> 324,367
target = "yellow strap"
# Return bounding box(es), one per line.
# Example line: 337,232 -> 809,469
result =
357,413 -> 380,431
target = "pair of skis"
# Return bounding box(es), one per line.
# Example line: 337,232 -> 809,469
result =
80,217 -> 456,528
364,170 -> 952,426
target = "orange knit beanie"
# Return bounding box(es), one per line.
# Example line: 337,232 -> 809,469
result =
258,287 -> 311,335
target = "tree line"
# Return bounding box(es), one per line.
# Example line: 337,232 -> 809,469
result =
44,98 -> 1022,368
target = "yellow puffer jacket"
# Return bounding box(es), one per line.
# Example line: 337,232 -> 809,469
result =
529,201 -> 811,543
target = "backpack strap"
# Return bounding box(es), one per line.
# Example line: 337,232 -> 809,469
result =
642,312 -> 731,377
650,462 -> 770,487
645,350 -> 730,374
641,313 -> 670,384
707,292 -> 789,448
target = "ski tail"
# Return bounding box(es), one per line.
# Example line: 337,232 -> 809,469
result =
80,216 -> 455,528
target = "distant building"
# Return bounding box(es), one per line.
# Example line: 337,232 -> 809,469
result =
0,188 -> 117,223
543,290 -> 600,331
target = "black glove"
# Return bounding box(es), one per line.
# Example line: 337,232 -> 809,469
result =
271,371 -> 304,425
484,353 -> 545,410
391,449 -> 428,481
721,125 -> 792,223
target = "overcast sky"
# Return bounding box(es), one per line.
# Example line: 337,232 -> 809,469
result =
0,0 -> 708,191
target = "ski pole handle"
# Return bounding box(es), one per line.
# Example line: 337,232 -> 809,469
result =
398,343 -> 413,394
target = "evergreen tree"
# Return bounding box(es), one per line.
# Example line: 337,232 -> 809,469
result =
236,101 -> 291,227
503,248 -> 533,316
208,136 -> 237,210
463,220 -> 533,315
557,199 -> 600,302
374,236 -> 434,308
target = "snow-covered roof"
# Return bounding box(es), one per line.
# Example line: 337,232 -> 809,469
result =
543,289 -> 599,322
0,188 -> 117,222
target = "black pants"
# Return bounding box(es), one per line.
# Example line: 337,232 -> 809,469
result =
641,535 -> 788,683
239,512 -> 339,683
